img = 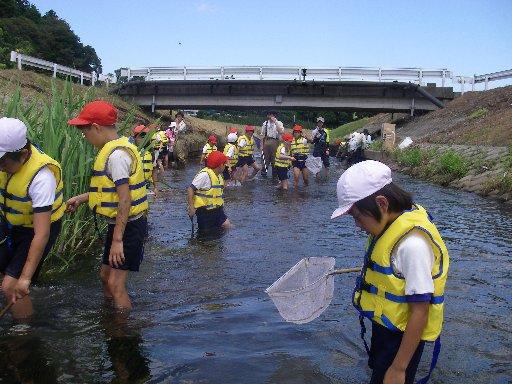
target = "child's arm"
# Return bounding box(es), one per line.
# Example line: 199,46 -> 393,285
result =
187,186 -> 196,218
110,183 -> 131,269
12,211 -> 51,303
65,193 -> 89,212
384,301 -> 429,384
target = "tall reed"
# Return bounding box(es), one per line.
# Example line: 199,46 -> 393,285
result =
2,82 -> 102,272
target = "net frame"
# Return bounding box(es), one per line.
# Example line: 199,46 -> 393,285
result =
265,257 -> 336,324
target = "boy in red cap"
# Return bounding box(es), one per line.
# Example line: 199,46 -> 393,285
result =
199,135 -> 218,168
290,125 -> 312,187
0,118 -> 65,319
274,133 -> 295,190
236,126 -> 261,183
133,125 -> 158,197
187,151 -> 233,232
65,101 -> 148,312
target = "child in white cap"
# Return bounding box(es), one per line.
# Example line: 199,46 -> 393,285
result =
223,132 -> 239,186
0,117 -> 65,319
331,160 -> 449,384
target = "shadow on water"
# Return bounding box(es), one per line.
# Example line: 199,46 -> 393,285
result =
1,159 -> 511,383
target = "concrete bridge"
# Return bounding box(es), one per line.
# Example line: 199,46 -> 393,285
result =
113,66 -> 454,114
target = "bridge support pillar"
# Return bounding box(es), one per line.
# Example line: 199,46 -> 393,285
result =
152,95 -> 155,113
410,97 -> 415,117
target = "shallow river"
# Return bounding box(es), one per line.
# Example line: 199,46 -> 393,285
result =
1,159 -> 511,383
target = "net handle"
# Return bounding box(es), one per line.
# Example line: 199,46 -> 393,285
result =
329,267 -> 361,275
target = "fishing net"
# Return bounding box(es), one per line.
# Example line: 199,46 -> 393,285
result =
265,257 -> 336,324
305,156 -> 323,175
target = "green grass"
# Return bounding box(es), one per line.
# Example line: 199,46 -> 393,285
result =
394,148 -> 423,167
436,150 -> 469,178
469,108 -> 488,120
329,117 -> 372,144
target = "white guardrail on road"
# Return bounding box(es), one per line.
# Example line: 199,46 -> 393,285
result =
120,66 -> 453,86
9,51 -> 116,85
454,69 -> 512,94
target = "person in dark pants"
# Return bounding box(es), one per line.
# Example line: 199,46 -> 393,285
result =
331,160 -> 449,384
260,111 -> 284,178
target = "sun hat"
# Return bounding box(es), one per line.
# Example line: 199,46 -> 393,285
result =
67,101 -> 118,126
227,133 -> 238,143
317,116 -> 325,123
245,125 -> 255,131
133,125 -> 146,135
208,135 -> 217,144
0,117 -> 28,158
292,125 -> 303,132
229,128 -> 238,134
331,160 -> 393,219
206,150 -> 228,168
281,133 -> 293,142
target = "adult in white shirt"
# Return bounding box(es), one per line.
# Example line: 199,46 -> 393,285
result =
260,111 -> 284,178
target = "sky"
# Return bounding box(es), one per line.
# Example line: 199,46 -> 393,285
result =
29,0 -> 512,90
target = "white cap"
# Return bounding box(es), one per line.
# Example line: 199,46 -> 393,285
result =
331,160 -> 392,219
317,116 -> 325,123
227,133 -> 238,143
0,117 -> 28,158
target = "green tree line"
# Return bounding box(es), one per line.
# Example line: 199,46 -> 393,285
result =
0,0 -> 101,73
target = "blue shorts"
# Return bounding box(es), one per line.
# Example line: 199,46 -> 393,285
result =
196,206 -> 228,231
102,216 -> 147,272
0,219 -> 62,280
292,158 -> 307,170
222,166 -> 237,180
236,155 -> 255,167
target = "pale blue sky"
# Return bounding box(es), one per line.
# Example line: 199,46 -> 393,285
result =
30,0 -> 512,89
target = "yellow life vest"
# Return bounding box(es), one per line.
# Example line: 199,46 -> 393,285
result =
237,135 -> 255,157
88,136 -> 148,219
152,131 -> 169,151
204,143 -> 217,158
141,149 -> 153,183
193,167 -> 224,210
290,137 -> 309,156
223,143 -> 238,167
0,144 -> 65,227
353,205 -> 449,341
274,143 -> 291,168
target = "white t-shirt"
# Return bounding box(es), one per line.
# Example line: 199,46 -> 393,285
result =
391,231 -> 435,296
225,145 -> 235,158
191,171 -> 212,190
176,120 -> 187,133
29,167 -> 56,208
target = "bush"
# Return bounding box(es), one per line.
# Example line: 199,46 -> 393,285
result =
394,147 -> 423,167
437,150 -> 468,178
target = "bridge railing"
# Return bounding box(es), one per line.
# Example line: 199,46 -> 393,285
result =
120,66 -> 452,86
10,51 -> 97,85
454,68 -> 512,94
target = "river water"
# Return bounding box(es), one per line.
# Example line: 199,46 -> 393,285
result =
0,159 -> 511,383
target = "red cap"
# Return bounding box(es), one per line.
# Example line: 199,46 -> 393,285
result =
229,128 -> 238,134
133,125 -> 145,135
208,135 -> 217,143
245,125 -> 254,131
292,125 -> 303,132
282,133 -> 293,142
67,101 -> 117,126
206,150 -> 228,168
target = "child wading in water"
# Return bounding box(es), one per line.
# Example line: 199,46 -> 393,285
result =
66,101 -> 148,312
274,133 -> 294,190
331,160 -> 449,384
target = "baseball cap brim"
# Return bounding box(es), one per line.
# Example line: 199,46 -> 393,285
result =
67,117 -> 93,126
330,202 -> 353,219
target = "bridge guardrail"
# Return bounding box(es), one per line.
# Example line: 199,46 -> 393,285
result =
10,51 -> 96,85
120,66 -> 452,86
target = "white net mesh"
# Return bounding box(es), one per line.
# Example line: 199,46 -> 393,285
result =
265,257 -> 336,324
305,156 -> 323,175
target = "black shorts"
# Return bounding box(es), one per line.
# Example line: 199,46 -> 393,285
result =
236,155 -> 255,167
275,166 -> 289,181
102,216 -> 147,272
222,166 -> 237,180
196,206 -> 228,231
157,148 -> 168,160
368,321 -> 425,384
292,157 -> 307,170
0,219 -> 62,280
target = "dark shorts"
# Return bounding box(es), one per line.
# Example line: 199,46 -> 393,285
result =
236,155 -> 255,167
222,166 -> 237,180
0,219 -> 62,280
292,156 -> 307,170
276,166 -> 289,181
157,148 -> 168,160
368,321 -> 425,384
196,206 -> 228,231
102,216 -> 147,272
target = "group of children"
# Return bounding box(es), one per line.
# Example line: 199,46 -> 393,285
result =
0,100 -> 449,384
